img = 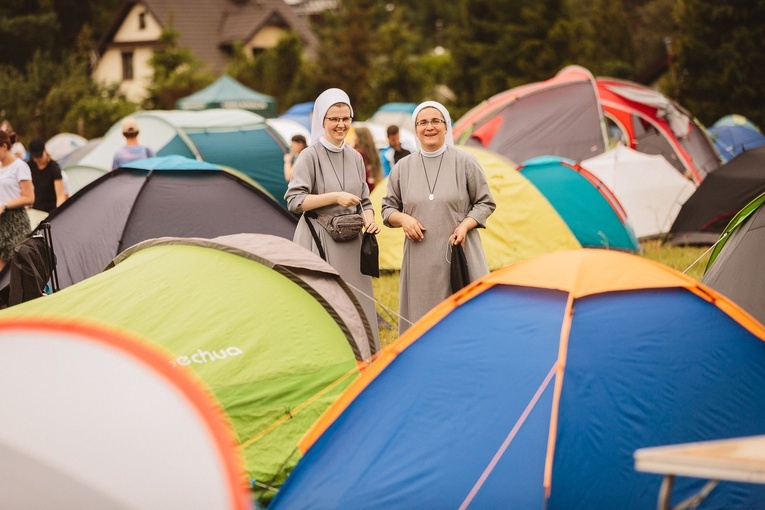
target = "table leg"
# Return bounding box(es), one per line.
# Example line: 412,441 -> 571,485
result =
658,474 -> 675,510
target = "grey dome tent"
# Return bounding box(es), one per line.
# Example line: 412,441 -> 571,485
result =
669,145 -> 765,245
0,155 -> 297,291
702,192 -> 765,325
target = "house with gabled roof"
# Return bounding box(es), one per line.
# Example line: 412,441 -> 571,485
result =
92,0 -> 319,102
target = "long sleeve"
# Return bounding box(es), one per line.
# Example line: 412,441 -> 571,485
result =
381,164 -> 403,227
284,146 -> 317,213
464,153 -> 495,228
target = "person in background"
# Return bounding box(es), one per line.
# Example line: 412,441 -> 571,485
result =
354,126 -> 383,192
0,120 -> 27,160
112,117 -> 155,170
283,134 -> 307,182
27,139 -> 66,212
285,88 -> 380,349
381,101 -> 495,335
0,130 -> 35,271
380,124 -> 411,178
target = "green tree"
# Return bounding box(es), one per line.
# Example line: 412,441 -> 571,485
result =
0,0 -> 58,70
142,25 -> 214,110
366,7 -> 428,107
0,40 -> 134,142
52,27 -> 136,139
666,0 -> 765,128
313,0 -> 381,117
227,31 -> 311,113
630,0 -> 676,82
387,2 -> 460,53
449,0 -> 566,109
579,0 -> 635,77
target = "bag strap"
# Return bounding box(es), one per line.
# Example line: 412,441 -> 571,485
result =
303,212 -> 327,261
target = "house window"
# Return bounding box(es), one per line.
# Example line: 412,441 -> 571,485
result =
122,51 -> 134,81
139,11 -> 146,29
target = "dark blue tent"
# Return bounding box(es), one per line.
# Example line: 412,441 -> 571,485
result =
271,249 -> 765,509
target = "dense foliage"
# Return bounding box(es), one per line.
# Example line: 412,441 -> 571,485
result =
0,0 -> 762,142
664,0 -> 765,128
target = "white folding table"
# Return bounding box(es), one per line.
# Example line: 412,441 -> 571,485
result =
634,435 -> 765,510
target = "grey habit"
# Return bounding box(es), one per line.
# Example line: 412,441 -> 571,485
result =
381,146 -> 495,334
285,142 -> 380,349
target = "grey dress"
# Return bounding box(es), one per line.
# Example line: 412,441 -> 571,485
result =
285,142 -> 380,349
381,146 -> 495,334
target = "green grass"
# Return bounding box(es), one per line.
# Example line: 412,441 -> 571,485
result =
372,241 -> 714,348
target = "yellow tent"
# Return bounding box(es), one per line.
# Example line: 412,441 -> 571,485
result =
370,146 -> 581,270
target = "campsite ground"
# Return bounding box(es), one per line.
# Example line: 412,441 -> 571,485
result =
372,241 -> 713,348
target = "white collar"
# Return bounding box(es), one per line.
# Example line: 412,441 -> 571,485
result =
320,137 -> 345,153
421,145 -> 447,158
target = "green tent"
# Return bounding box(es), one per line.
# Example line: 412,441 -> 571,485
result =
177,75 -> 277,118
0,234 -> 376,504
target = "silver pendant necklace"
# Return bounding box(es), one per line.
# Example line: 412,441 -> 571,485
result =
324,147 -> 345,190
421,153 -> 444,201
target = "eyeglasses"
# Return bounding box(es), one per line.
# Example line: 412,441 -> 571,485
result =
325,116 -> 353,125
415,119 -> 447,128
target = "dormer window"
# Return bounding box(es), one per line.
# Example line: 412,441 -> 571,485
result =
139,11 -> 146,30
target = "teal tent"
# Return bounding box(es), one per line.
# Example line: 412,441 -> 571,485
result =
177,75 -> 277,118
63,110 -> 289,205
519,156 -> 639,251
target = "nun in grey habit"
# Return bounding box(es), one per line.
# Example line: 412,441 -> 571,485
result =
285,88 -> 380,350
381,101 -> 495,335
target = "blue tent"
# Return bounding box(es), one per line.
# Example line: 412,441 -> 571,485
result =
707,115 -> 765,162
270,249 -> 765,509
519,156 -> 639,251
279,102 -> 314,131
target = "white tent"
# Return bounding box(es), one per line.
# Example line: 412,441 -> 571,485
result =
45,133 -> 87,161
266,117 -> 310,145
0,318 -> 249,510
582,145 -> 697,238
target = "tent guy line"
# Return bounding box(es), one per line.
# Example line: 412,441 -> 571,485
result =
682,236 -> 724,275
459,363 -> 558,510
343,279 -> 415,329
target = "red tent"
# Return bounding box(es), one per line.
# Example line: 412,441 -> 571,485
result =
597,78 -> 721,184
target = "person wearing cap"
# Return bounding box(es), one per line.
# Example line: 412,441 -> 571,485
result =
27,138 -> 66,213
111,117 -> 155,170
0,129 -> 35,271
